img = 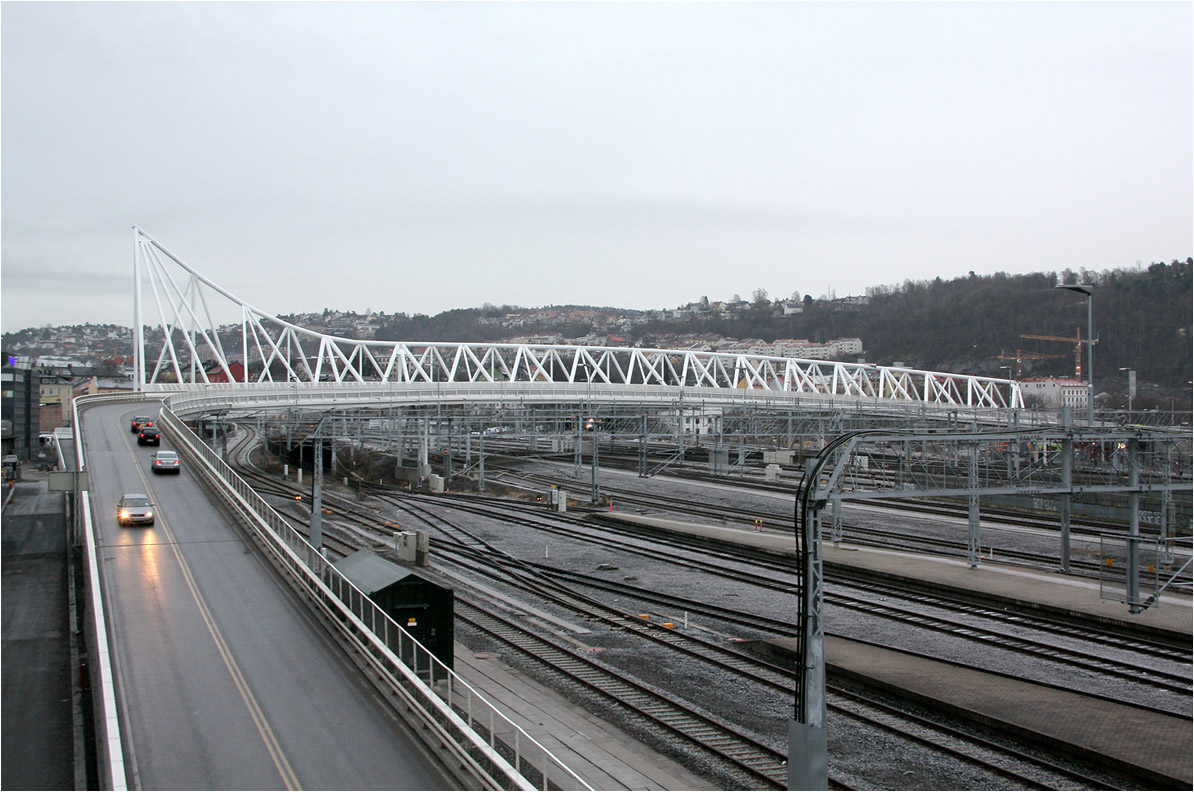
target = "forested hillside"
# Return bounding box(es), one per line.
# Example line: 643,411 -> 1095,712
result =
644,259 -> 1193,391
6,260 -> 1189,399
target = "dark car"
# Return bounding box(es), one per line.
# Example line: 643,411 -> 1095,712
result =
151,450 -> 181,474
138,428 -> 161,446
116,494 -> 155,526
130,415 -> 152,433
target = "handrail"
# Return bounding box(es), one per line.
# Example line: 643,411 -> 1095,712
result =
149,379 -> 1022,431
72,394 -> 136,791
156,405 -> 591,791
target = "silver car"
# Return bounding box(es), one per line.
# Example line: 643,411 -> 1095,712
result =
117,494 -> 155,526
151,451 -> 181,474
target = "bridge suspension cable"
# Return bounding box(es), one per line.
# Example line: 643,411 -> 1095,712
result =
132,226 -> 1022,411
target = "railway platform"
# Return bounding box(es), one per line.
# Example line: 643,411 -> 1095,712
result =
758,635 -> 1193,789
455,648 -> 718,790
595,512 -> 1193,638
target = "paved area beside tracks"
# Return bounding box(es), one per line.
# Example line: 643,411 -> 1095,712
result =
1,474 -> 77,791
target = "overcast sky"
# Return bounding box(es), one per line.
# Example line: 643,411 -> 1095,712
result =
3,1 -> 1191,334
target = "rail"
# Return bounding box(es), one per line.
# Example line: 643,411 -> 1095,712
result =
155,404 -> 591,791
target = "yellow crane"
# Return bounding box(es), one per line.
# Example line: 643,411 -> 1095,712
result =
1019,329 -> 1089,380
997,349 -> 1068,378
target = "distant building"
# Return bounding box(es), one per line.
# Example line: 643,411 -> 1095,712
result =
828,337 -> 864,356
33,356 -> 88,376
746,338 -> 865,361
39,374 -> 89,431
1020,377 -> 1089,411
205,361 -> 247,383
2,355 -> 38,460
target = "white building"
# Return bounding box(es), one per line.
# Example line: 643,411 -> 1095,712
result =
752,338 -> 864,360
1020,377 -> 1089,411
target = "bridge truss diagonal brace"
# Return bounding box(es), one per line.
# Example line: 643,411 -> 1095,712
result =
130,226 -> 1024,410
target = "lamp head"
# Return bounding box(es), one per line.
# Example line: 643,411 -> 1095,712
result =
1057,284 -> 1093,296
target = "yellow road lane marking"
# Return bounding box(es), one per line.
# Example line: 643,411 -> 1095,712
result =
129,442 -> 302,790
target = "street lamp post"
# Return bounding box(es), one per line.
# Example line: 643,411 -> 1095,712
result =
1120,367 -> 1135,416
1057,285 -> 1094,425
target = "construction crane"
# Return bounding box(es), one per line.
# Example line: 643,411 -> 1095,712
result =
1019,329 -> 1090,380
996,349 -> 1068,378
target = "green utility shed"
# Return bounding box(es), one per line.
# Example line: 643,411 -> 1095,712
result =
332,550 -> 454,670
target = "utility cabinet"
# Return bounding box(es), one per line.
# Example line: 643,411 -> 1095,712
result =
332,550 -> 454,670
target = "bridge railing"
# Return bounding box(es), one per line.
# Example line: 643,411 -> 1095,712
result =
156,404 -> 591,791
72,394 -> 136,791
150,379 -> 1022,429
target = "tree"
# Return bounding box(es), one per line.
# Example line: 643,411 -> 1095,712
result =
752,288 -> 769,306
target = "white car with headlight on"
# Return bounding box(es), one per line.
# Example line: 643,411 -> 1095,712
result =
117,494 -> 155,526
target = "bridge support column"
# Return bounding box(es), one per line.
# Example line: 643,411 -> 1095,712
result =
1060,408 -> 1073,572
1161,457 -> 1174,565
967,495 -> 981,567
590,427 -> 600,504
311,438 -> 323,551
575,416 -> 582,479
967,444 -> 981,567
1127,438 -> 1142,612
478,435 -> 485,492
638,416 -> 648,478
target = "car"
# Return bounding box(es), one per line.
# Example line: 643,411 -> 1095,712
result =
130,416 -> 153,433
151,450 -> 181,474
117,494 -> 155,526
138,428 -> 161,446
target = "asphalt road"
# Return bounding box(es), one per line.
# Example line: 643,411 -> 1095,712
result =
83,402 -> 449,790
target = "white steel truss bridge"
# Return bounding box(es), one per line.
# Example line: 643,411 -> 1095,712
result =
132,226 -> 1022,412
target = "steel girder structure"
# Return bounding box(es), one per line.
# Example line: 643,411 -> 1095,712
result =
133,227 -> 1022,410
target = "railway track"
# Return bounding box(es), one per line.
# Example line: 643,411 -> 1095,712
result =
372,492 -> 1135,790
361,484 -> 1191,664
545,444 -> 1185,533
314,472 -> 1192,702
220,427 -> 1190,789
497,462 -> 1189,583
456,596 -> 791,790
524,472 -> 1060,563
